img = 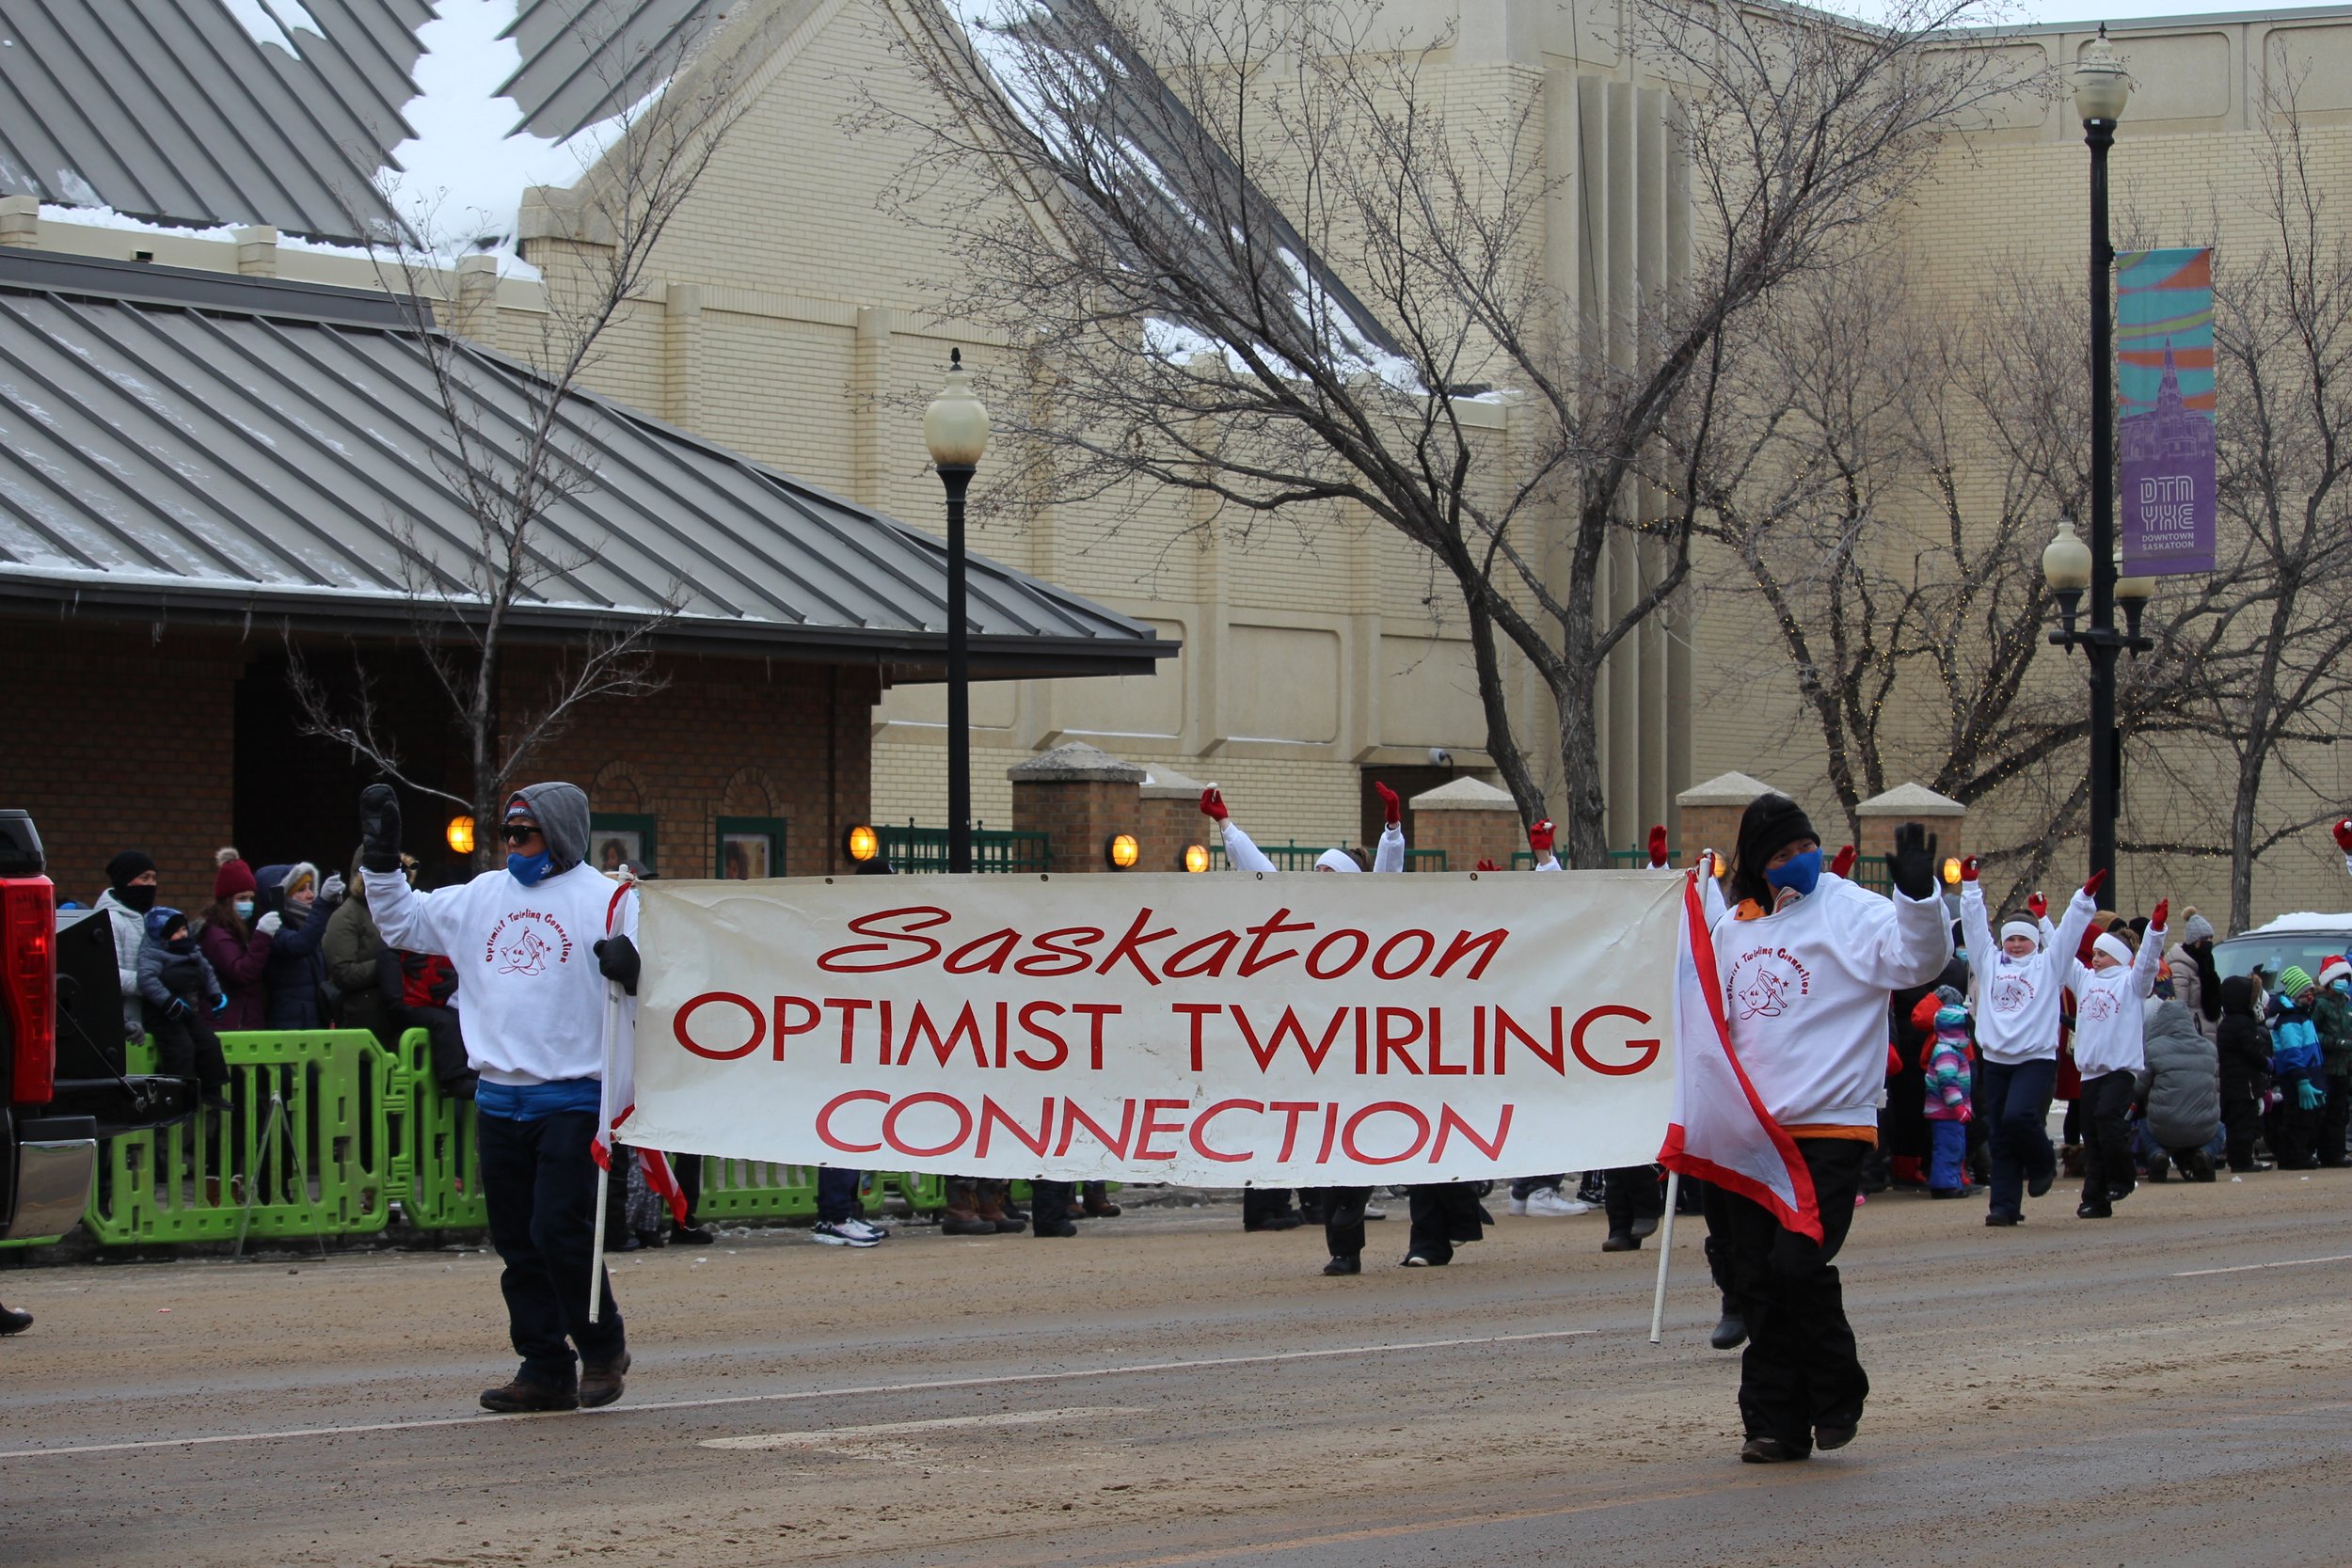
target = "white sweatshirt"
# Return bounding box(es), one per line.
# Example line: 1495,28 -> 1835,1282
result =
1709,874 -> 1953,1130
1959,885 -> 2097,1066
1220,819 -> 1405,872
365,863 -> 635,1085
2065,923 -> 2165,1078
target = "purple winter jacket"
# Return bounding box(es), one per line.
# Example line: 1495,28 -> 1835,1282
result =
199,918 -> 274,1031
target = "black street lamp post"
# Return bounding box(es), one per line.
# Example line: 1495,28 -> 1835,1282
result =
926,349 -> 990,875
2043,27 -> 2150,894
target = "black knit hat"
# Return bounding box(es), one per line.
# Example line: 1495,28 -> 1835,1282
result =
105,848 -> 156,891
1731,793 -> 1818,907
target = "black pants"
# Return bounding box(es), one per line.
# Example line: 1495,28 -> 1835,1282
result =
1323,1185 -> 1375,1260
1242,1187 -> 1296,1228
1717,1138 -> 1869,1455
2077,1070 -> 2136,1203
1603,1164 -> 1663,1239
816,1166 -> 860,1223
2321,1076 -> 2352,1166
1405,1183 -> 1483,1263
2269,1071 -> 2324,1168
1694,1178 -> 1738,1313
1029,1179 -> 1074,1234
477,1109 -> 625,1390
2221,1086 -> 2263,1169
151,1012 -> 228,1095
402,1004 -> 472,1093
1978,1057 -> 2058,1218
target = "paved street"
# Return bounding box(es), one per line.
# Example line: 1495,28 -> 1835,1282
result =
3,1172 -> 2348,1567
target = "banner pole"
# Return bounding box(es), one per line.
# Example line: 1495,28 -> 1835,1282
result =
588,980 -> 621,1325
1647,1170 -> 1680,1345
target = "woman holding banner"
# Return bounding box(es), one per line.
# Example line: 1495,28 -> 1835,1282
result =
1709,794 -> 1950,1463
1199,782 -> 1422,1272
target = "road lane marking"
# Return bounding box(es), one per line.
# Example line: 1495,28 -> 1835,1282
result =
0,1327 -> 1593,1463
700,1405 -> 1138,1449
2172,1253 -> 2352,1277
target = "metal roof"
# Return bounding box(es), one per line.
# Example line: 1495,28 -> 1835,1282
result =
0,0 -> 741,244
0,250 -> 1174,677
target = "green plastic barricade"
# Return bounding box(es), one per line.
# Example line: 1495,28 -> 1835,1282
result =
86,1031 -> 401,1245
395,1029 -> 488,1231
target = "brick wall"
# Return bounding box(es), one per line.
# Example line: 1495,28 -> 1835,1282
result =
0,616 -> 880,900
0,620 -> 240,907
1410,807 -> 1518,872
1009,778 -> 1144,875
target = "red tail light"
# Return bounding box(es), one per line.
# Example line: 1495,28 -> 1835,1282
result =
2,877 -> 56,1105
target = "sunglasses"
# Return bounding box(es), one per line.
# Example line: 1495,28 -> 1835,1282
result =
501,823 -> 543,846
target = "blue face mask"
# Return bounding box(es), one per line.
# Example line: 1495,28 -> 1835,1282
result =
507,849 -> 553,886
2335,979 -> 2350,994
1764,847 -> 1822,899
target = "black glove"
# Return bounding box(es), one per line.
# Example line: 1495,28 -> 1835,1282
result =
358,784 -> 404,873
594,935 -> 641,997
1889,822 -> 1938,901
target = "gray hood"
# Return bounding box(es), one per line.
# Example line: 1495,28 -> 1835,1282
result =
509,782 -> 591,873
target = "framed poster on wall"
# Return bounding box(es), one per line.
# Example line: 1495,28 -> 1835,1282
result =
715,816 -> 787,879
590,813 -> 657,876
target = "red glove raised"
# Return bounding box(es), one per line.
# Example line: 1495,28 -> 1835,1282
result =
1475,858 -> 1501,872
2152,898 -> 2169,929
2335,819 -> 2352,853
1375,780 -> 1401,829
2082,867 -> 2108,901
1199,785 -> 1229,823
1829,845 -> 1856,879
1960,855 -> 1980,883
1528,818 -> 1555,856
2027,892 -> 2047,920
1646,824 -> 1668,869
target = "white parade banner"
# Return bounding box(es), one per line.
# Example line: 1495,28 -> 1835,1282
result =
622,870 -> 1685,1184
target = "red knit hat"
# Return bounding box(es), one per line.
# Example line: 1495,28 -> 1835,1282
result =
214,850 -> 258,901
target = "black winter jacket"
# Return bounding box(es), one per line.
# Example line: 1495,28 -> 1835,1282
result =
2214,976 -> 2271,1100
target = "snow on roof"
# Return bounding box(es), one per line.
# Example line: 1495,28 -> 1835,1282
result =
221,0 -> 324,57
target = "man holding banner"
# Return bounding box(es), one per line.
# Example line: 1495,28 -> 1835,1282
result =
1666,795 -> 1950,1464
359,783 -> 641,1415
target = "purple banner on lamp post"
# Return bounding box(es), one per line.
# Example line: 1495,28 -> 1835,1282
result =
2116,247 -> 2216,577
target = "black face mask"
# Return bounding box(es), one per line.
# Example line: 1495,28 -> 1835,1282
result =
166,934 -> 195,955
118,884 -> 156,914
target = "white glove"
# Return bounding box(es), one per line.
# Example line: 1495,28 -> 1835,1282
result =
255,911 -> 283,937
321,873 -> 346,902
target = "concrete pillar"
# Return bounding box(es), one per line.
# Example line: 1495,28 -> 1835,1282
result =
0,196 -> 41,247
1675,770 -> 1779,869
1008,742 -> 1145,874
664,284 -> 705,429
1137,762 -> 1209,875
1407,776 -> 1521,871
232,225 -> 278,276
851,306 -> 891,507
453,254 -> 499,344
1854,783 -> 1967,870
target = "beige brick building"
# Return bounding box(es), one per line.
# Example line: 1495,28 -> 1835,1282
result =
9,0 -> 2348,920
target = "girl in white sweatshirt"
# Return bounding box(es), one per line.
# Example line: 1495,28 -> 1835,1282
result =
1957,864 -> 2103,1225
2063,903 -> 2167,1217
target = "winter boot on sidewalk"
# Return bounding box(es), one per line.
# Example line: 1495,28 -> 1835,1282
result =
940,1178 -> 993,1236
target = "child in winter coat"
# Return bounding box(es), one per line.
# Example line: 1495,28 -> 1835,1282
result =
2264,966 -> 2326,1169
1921,987 -> 1974,1197
2214,976 -> 2271,1171
2311,958 -> 2352,1166
2062,904 -> 2167,1217
136,908 -> 230,1108
2135,995 -> 2220,1181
